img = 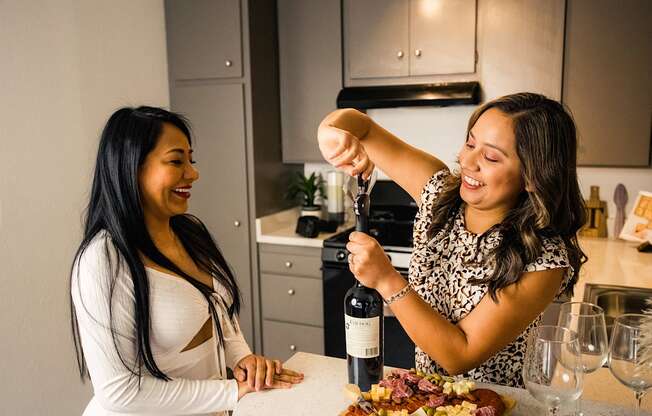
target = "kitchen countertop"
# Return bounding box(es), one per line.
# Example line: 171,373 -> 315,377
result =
573,237 -> 652,410
234,352 -> 647,416
572,236 -> 652,302
256,207 -> 354,247
257,210 -> 652,286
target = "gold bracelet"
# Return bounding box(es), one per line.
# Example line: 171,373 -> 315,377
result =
383,283 -> 412,305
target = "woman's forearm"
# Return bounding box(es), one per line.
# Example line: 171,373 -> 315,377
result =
323,109 -> 372,140
322,108 -> 445,202
379,273 -> 475,375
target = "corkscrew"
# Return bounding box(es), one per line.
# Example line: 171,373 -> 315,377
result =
345,171 -> 377,234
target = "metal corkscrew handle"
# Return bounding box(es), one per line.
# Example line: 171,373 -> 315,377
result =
354,195 -> 369,233
354,175 -> 370,233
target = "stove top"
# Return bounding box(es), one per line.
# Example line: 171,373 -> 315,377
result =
322,221 -> 413,270
323,220 -> 414,250
322,180 -> 416,271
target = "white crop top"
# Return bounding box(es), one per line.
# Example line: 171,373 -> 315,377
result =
71,231 -> 252,415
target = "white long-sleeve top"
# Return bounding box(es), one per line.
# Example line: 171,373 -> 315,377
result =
71,231 -> 252,416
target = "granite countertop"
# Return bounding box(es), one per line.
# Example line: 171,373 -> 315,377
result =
234,352 -> 647,416
256,207 -> 354,247
572,237 -> 652,410
572,236 -> 652,302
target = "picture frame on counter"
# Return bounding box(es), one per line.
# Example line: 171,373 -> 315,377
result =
619,190 -> 652,243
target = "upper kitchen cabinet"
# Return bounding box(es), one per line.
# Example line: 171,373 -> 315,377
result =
345,0 -> 410,79
344,0 -> 476,85
409,0 -> 476,76
563,0 -> 652,166
476,0 -> 565,101
277,0 -> 341,163
166,0 -> 242,80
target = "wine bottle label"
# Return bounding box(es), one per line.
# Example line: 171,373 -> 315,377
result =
345,314 -> 380,358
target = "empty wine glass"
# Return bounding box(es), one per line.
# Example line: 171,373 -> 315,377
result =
558,302 -> 609,415
608,314 -> 652,416
523,325 -> 583,415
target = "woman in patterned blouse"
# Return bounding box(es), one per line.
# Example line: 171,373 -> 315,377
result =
316,93 -> 587,387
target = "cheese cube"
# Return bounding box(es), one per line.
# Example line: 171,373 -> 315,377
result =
384,388 -> 393,401
461,401 -> 477,410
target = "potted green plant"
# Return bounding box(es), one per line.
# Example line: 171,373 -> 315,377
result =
287,171 -> 326,219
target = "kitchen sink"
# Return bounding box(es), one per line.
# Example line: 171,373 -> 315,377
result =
583,283 -> 652,339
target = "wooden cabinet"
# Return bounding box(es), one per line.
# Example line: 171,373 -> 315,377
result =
166,0 -> 242,80
345,0 -> 409,79
261,274 -> 323,326
563,0 -> 651,166
166,0 -> 299,352
344,0 -> 476,84
259,244 -> 324,361
277,0 -> 341,163
476,0 -> 565,102
171,83 -> 254,341
262,320 -> 324,363
409,0 -> 476,76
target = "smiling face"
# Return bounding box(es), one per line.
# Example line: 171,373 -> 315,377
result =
458,108 -> 525,216
138,123 -> 199,222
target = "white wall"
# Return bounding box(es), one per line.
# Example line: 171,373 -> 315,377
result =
0,1 -> 169,414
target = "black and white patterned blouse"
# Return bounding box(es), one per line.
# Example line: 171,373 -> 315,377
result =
409,169 -> 572,387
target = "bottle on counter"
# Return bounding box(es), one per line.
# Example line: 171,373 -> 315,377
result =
344,173 -> 384,391
345,282 -> 384,391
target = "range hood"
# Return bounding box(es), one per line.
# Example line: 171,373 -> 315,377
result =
336,81 -> 480,110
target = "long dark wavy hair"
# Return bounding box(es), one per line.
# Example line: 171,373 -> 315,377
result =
70,106 -> 241,381
428,93 -> 587,300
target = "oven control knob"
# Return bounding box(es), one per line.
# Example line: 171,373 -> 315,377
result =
336,250 -> 347,261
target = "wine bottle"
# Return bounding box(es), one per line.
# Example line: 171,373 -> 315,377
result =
345,281 -> 384,391
345,174 -> 384,391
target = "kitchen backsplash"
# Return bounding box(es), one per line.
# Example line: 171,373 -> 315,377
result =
306,106 -> 652,239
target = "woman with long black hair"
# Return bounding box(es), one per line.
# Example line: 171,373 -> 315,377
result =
70,106 -> 302,415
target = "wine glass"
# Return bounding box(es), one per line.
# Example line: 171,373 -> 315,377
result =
608,314 -> 652,416
558,302 -> 609,415
523,325 -> 584,416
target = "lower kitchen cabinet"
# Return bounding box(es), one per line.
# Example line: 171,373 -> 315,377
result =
261,274 -> 323,326
262,320 -> 324,362
259,248 -> 322,278
258,243 -> 324,360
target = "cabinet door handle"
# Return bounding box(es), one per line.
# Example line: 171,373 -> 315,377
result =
289,344 -> 297,351
415,49 -> 422,57
284,261 -> 293,268
234,220 -> 241,227
225,59 -> 233,67
397,50 -> 404,59
287,289 -> 295,296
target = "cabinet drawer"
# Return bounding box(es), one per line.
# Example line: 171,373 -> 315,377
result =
259,250 -> 321,278
261,274 -> 323,326
262,320 -> 324,362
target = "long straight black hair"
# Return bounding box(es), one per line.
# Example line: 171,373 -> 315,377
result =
70,106 -> 241,381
